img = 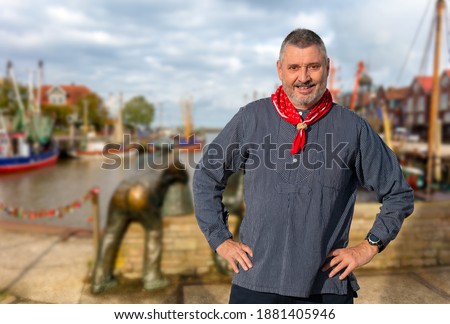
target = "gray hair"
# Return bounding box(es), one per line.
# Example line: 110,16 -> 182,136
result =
279,28 -> 327,63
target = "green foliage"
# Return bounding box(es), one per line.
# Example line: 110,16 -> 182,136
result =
0,79 -> 28,116
41,104 -> 75,128
0,79 -> 56,143
75,92 -> 108,131
1,79 -> 39,134
122,95 -> 154,129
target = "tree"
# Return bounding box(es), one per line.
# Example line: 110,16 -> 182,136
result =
0,79 -> 29,116
0,78 -> 46,134
75,92 -> 108,132
122,96 -> 154,130
41,104 -> 75,129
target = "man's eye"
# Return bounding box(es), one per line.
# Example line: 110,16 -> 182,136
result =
309,64 -> 321,71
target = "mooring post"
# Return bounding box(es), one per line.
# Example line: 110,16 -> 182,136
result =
91,187 -> 101,261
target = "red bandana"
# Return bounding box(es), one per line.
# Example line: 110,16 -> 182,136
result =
271,86 -> 333,154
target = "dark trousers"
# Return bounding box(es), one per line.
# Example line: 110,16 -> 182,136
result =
229,284 -> 354,304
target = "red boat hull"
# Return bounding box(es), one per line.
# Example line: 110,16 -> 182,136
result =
0,153 -> 58,173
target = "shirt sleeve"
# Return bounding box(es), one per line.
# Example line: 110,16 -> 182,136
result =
354,118 -> 414,249
193,107 -> 247,251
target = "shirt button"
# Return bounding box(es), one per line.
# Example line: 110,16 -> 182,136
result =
293,158 -> 298,163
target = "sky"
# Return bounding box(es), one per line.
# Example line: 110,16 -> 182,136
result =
0,0 -> 445,128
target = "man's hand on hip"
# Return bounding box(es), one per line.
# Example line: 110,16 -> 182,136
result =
321,240 -> 378,280
216,239 -> 253,273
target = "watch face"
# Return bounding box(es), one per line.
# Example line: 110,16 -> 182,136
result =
368,233 -> 380,244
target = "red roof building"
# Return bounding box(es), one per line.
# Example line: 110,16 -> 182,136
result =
403,76 -> 433,139
40,84 -> 91,106
375,86 -> 409,128
414,76 -> 433,94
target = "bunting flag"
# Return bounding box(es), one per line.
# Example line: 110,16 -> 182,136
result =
0,187 -> 100,221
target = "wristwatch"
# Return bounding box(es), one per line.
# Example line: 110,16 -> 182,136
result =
365,232 -> 384,253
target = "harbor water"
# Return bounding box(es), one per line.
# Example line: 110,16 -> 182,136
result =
0,132 -> 218,230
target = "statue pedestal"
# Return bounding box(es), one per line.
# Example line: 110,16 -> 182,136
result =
115,213 -> 241,278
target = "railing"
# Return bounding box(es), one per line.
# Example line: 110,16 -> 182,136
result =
0,186 -> 101,262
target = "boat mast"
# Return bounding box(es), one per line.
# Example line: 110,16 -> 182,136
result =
381,102 -> 393,150
0,113 -> 12,157
6,61 -> 26,121
82,99 -> 89,135
36,60 -> 43,113
426,0 -> 445,195
115,92 -> 124,144
181,97 -> 193,140
27,69 -> 35,111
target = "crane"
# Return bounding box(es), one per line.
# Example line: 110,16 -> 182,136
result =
328,61 -> 341,102
349,61 -> 364,110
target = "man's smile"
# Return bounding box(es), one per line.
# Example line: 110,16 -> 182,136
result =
294,83 -> 316,95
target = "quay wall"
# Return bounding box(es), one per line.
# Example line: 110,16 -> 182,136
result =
350,200 -> 450,269
115,201 -> 450,278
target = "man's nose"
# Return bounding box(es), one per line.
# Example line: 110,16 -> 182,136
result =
297,67 -> 311,83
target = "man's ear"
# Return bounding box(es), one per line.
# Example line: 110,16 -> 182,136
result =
326,58 -> 330,77
276,60 -> 282,80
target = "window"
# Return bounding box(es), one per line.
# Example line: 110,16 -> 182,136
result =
406,114 -> 414,126
47,87 -> 67,106
444,112 -> 450,123
417,114 -> 425,125
413,82 -> 421,94
440,93 -> 448,111
49,94 -> 65,105
407,98 -> 414,112
417,96 -> 425,112
441,75 -> 449,88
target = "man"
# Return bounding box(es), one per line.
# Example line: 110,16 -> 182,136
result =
193,28 -> 414,304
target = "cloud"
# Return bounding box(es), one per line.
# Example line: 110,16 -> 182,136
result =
205,56 -> 243,73
0,0 -> 439,127
290,11 -> 327,30
45,6 -> 92,26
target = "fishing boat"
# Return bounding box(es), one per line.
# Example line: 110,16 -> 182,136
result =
67,93 -> 138,160
172,134 -> 203,151
173,97 -> 204,151
0,131 -> 58,172
0,61 -> 59,173
68,139 -> 139,160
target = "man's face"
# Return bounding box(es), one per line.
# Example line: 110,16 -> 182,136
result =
277,44 -> 329,110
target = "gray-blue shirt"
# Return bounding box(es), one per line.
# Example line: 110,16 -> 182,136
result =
193,97 -> 414,298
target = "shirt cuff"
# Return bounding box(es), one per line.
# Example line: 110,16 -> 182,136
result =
208,229 -> 233,251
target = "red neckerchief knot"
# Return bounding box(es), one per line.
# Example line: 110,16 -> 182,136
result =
271,86 -> 333,154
